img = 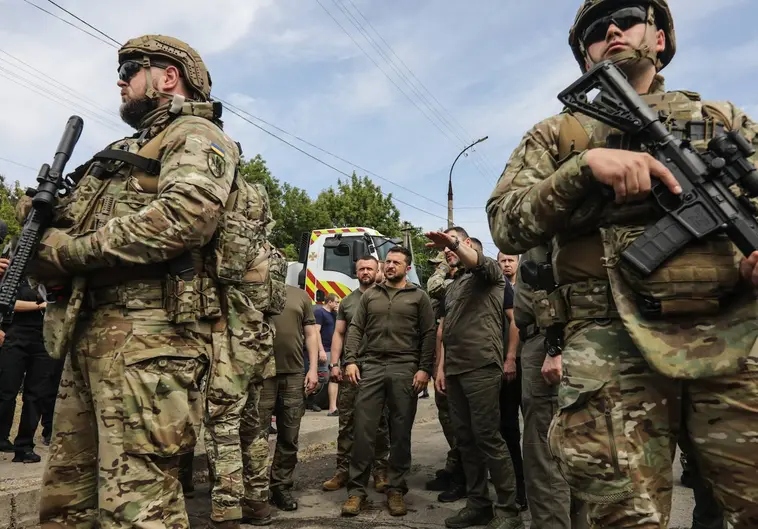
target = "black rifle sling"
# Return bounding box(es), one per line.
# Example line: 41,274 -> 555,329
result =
92,149 -> 161,176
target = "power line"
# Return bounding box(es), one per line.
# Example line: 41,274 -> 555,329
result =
329,0 -> 496,184
21,0 -> 119,48
0,66 -> 125,132
0,51 -> 123,123
336,0 -> 501,182
315,0 -> 470,160
223,105 -> 450,223
219,98 -> 447,210
0,156 -> 37,172
0,66 -> 121,133
18,3 -> 459,224
44,0 -> 122,47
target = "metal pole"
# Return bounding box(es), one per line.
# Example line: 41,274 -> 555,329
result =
448,136 -> 488,228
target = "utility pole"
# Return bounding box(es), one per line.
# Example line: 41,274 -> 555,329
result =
448,136 -> 488,227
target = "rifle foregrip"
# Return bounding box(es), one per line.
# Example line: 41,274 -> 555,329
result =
0,212 -> 45,317
621,214 -> 694,276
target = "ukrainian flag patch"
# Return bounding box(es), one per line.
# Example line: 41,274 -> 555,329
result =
210,143 -> 225,158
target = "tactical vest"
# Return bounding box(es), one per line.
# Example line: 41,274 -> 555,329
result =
538,88 -> 758,379
44,106 -> 286,360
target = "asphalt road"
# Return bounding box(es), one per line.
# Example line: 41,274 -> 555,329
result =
186,418 -> 698,529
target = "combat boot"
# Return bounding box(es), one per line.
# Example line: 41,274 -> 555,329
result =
373,469 -> 389,493
438,480 -> 467,503
425,469 -> 453,491
12,449 -> 41,463
341,495 -> 366,516
387,491 -> 407,516
445,506 -> 494,529
323,471 -> 348,491
270,488 -> 297,511
241,501 -> 272,526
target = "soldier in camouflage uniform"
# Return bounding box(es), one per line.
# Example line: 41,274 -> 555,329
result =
203,189 -> 284,528
487,1 -> 758,527
17,35 -> 271,529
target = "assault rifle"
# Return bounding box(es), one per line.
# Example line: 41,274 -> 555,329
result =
520,256 -> 564,358
557,60 -> 758,276
0,116 -> 84,325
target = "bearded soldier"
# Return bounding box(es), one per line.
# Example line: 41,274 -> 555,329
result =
487,1 -> 758,527
14,34 -> 269,529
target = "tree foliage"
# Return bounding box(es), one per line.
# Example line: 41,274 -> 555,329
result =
313,173 -> 401,236
228,155 -> 441,284
0,175 -> 24,246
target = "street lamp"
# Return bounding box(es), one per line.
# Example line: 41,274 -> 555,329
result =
448,136 -> 488,227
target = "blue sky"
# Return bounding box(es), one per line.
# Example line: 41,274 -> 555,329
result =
1,0 -> 757,257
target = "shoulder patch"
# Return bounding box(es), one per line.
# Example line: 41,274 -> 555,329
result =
208,149 -> 226,178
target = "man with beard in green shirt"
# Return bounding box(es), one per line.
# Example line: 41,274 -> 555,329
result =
323,255 -> 390,493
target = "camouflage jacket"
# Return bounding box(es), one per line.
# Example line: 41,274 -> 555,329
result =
46,101 -> 239,273
486,74 -> 758,380
486,75 -> 758,258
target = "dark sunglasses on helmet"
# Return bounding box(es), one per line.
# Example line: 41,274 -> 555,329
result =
117,60 -> 143,83
581,5 -> 648,46
117,59 -> 174,83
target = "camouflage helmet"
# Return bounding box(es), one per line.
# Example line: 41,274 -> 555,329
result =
118,35 -> 212,101
568,0 -> 676,72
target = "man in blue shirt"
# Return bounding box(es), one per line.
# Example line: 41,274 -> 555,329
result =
311,293 -> 340,414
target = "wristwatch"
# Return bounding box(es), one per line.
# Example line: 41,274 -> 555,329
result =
328,362 -> 340,369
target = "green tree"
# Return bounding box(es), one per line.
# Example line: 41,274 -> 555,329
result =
0,175 -> 23,245
402,222 -> 441,286
238,154 -> 323,259
314,173 -> 401,236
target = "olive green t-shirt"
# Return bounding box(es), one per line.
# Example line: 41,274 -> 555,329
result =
337,287 -> 362,348
272,286 -> 316,374
441,252 -> 505,376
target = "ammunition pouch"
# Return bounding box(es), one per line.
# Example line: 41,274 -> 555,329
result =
86,277 -> 221,323
601,224 -> 741,317
165,276 -> 222,324
532,279 -> 619,330
240,244 -> 287,316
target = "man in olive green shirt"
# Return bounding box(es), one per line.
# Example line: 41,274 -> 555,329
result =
430,227 -> 523,529
248,285 -> 320,513
341,246 -> 435,518
323,255 -> 390,493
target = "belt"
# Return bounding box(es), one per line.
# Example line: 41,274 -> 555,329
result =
517,323 -> 540,341
87,279 -> 165,309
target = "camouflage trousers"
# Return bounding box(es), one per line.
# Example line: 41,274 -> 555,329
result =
241,373 -> 305,502
203,312 -> 274,522
335,377 -> 389,476
548,319 -> 758,529
39,307 -> 210,529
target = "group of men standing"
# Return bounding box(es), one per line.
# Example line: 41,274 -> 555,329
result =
5,0 -> 758,528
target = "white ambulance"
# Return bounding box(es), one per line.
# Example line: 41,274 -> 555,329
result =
287,227 -> 421,304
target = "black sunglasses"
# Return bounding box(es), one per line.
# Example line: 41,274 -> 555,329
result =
117,60 -> 173,84
581,5 -> 648,46
117,60 -> 143,83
